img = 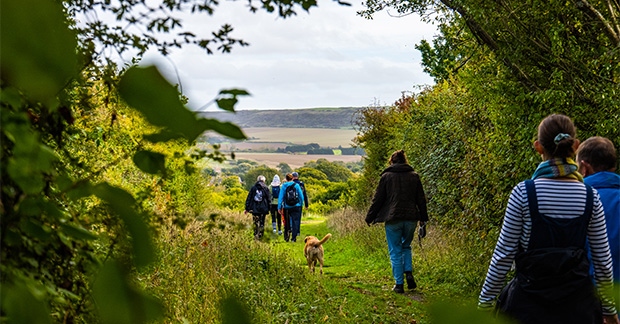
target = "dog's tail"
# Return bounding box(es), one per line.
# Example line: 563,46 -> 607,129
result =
318,233 -> 332,246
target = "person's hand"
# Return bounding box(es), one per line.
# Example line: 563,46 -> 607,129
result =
305,206 -> 308,210
278,209 -> 283,215
603,314 -> 620,324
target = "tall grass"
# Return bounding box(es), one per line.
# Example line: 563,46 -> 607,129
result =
327,208 -> 498,299
141,210 -> 357,323
140,207 -> 503,323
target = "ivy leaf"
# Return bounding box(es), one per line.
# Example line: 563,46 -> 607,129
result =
133,150 -> 166,175
0,0 -> 79,103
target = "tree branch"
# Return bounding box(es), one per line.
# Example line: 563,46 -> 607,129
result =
606,0 -> 620,37
574,0 -> 620,46
438,0 -> 541,92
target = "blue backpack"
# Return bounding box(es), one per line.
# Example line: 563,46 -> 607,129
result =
272,186 -> 280,201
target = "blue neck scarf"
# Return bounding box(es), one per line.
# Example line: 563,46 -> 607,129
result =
531,158 -> 584,182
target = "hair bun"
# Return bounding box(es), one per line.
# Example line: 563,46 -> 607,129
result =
554,133 -> 571,145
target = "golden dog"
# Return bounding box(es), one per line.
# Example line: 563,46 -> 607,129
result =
304,233 -> 331,274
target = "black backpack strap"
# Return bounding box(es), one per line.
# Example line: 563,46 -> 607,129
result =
582,183 -> 593,219
524,180 -> 539,219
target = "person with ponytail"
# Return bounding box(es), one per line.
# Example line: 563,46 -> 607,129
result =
478,114 -> 618,324
365,150 -> 428,294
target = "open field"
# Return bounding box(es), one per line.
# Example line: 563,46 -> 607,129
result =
199,127 -> 363,170
233,152 -> 363,169
219,142 -> 288,151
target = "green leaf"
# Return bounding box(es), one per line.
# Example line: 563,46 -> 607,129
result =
429,300 -> 515,324
2,283 -> 51,324
18,197 -> 64,220
216,89 -> 250,112
118,66 -> 202,140
93,183 -> 136,207
221,296 -> 252,324
92,261 -> 163,324
118,66 -> 247,141
3,116 -> 59,194
20,218 -> 52,241
0,0 -> 78,103
219,89 -> 250,96
198,118 -> 246,140
92,262 -> 133,324
215,98 -> 238,112
93,183 -> 154,267
133,150 -> 166,174
7,158 -> 45,194
67,181 -> 94,201
143,131 -> 183,143
61,223 -> 97,241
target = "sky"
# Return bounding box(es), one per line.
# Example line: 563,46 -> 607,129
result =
134,1 -> 439,111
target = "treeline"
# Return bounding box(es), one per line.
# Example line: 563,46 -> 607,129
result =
273,143 -> 365,155
354,0 -> 620,232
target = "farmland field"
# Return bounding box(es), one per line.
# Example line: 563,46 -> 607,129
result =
199,127 -> 363,169
233,152 -> 363,169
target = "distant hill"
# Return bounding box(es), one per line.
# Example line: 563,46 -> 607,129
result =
199,107 -> 362,129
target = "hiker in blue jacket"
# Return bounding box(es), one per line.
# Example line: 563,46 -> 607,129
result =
291,171 -> 309,238
578,136 -> 620,283
278,173 -> 304,243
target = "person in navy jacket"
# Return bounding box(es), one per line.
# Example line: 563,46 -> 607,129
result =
278,173 -> 304,243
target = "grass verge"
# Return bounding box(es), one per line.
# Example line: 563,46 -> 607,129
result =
140,208 -> 506,323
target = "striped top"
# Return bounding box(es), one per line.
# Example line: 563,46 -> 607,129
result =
478,179 -> 617,315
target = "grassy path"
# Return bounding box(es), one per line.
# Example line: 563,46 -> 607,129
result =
266,220 -> 429,323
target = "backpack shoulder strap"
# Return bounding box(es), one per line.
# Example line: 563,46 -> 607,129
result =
524,179 -> 539,219
582,183 -> 593,219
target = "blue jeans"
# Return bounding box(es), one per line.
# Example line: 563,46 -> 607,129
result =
385,220 -> 416,284
289,207 -> 302,241
283,207 -> 302,242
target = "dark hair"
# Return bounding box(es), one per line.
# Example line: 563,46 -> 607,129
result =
537,114 -> 577,158
389,150 -> 408,164
285,173 -> 293,181
577,137 -> 617,172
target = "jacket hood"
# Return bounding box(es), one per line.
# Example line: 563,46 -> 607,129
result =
584,171 -> 620,189
271,174 -> 281,186
381,163 -> 414,175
